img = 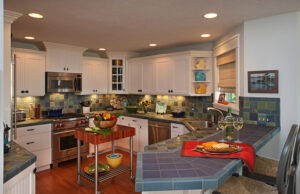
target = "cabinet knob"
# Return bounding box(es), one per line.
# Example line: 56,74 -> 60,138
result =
168,90 -> 170,93
64,67 -> 66,71
21,90 -> 25,93
26,141 -> 34,145
25,90 -> 29,93
171,90 -> 173,93
67,68 -> 69,71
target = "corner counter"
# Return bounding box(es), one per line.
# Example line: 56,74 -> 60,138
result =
135,124 -> 280,193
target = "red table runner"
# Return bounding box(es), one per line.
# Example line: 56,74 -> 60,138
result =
181,141 -> 256,172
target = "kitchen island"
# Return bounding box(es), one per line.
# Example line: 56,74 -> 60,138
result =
135,124 -> 280,193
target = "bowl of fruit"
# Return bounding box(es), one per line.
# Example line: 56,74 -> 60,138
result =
94,113 -> 118,129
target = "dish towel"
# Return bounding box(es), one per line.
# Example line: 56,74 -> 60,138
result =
181,141 -> 256,172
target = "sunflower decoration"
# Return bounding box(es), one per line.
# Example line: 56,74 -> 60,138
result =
139,99 -> 151,113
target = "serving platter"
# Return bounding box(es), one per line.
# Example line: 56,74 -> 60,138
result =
193,146 -> 242,155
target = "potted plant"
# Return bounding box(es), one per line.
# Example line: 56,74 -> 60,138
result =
139,99 -> 151,113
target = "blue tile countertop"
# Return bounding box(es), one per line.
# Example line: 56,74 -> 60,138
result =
135,124 -> 280,192
4,141 -> 37,183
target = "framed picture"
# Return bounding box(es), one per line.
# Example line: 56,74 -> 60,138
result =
248,70 -> 278,93
218,94 -> 226,104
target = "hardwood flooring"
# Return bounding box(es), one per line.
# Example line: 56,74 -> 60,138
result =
36,150 -> 141,194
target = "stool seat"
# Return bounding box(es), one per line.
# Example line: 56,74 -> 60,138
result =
254,156 -> 279,178
217,176 -> 277,194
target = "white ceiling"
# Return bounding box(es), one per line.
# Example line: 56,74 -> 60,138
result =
4,0 -> 300,52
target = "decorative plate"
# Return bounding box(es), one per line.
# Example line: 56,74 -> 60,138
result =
193,146 -> 242,155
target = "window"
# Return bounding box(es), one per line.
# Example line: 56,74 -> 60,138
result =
213,35 -> 240,114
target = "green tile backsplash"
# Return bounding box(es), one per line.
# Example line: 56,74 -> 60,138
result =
17,93 -> 213,119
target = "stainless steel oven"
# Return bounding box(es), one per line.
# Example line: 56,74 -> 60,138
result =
52,114 -> 89,167
46,72 -> 82,93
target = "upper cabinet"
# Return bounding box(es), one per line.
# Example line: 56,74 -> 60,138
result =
127,51 -> 211,96
81,57 -> 108,95
44,42 -> 86,73
14,48 -> 46,97
108,54 -> 127,94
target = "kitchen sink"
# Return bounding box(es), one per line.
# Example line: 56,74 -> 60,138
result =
186,120 -> 217,131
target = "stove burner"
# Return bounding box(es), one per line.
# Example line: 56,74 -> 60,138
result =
48,113 -> 86,120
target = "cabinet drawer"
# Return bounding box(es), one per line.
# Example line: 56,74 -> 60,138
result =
17,124 -> 51,137
16,132 -> 51,152
129,117 -> 148,126
33,148 -> 51,169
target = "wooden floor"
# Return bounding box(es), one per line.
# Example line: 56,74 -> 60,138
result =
36,150 -> 141,194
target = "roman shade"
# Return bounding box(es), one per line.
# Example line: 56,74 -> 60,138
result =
217,49 -> 236,88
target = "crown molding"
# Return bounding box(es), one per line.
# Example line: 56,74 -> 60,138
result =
4,10 -> 22,24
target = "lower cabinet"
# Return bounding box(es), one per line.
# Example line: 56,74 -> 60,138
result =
171,123 -> 189,138
117,116 -> 148,152
4,163 -> 36,194
15,124 -> 51,171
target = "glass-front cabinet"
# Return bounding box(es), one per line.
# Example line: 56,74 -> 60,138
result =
108,55 -> 126,93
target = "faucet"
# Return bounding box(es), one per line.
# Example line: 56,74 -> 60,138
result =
207,107 -> 224,123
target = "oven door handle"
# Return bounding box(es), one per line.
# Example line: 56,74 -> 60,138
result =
53,129 -> 76,135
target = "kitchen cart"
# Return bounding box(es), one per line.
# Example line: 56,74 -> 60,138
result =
75,125 -> 135,194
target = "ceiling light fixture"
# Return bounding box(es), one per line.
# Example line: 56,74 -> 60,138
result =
28,13 -> 44,19
98,48 -> 106,51
149,43 -> 157,47
204,13 -> 218,19
24,36 -> 35,40
201,34 -> 211,38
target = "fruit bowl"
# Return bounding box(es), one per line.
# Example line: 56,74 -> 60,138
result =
94,119 -> 117,129
106,153 -> 123,168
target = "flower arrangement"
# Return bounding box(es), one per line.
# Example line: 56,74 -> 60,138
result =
93,112 -> 119,128
139,99 -> 151,113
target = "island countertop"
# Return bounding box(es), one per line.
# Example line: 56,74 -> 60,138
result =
4,141 -> 36,183
135,124 -> 280,192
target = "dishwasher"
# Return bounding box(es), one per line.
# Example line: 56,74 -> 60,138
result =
148,121 -> 171,145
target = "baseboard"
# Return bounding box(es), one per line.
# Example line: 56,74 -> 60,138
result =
36,165 -> 51,172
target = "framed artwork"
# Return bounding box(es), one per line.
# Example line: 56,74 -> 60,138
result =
248,70 -> 278,93
218,94 -> 226,104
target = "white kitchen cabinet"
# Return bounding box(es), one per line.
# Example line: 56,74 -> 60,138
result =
88,118 -> 113,155
127,61 -> 143,94
117,116 -> 148,152
171,56 -> 189,95
15,124 -> 51,171
142,61 -> 156,94
4,163 -> 36,194
14,48 -> 46,97
155,58 -> 173,94
108,54 -> 126,94
44,42 -> 85,73
81,57 -> 108,95
171,123 -> 189,138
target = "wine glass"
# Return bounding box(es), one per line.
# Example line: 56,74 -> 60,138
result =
234,117 -> 244,143
218,118 -> 227,142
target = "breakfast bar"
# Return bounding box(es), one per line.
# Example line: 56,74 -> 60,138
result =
75,125 -> 135,194
135,124 -> 280,193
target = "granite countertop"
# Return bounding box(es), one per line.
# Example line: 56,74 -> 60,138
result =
16,110 -> 203,128
135,124 -> 280,192
4,141 -> 36,183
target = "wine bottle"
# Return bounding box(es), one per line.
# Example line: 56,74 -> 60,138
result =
224,107 -> 235,141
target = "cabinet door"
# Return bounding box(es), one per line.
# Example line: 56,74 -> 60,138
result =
128,62 -> 143,94
66,50 -> 82,73
94,59 -> 108,94
142,61 -> 155,94
171,56 -> 189,95
81,59 -> 95,94
24,53 -> 45,96
138,125 -> 148,152
155,59 -> 172,94
15,51 -> 45,97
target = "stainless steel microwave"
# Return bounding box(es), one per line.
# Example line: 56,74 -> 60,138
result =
46,72 -> 82,93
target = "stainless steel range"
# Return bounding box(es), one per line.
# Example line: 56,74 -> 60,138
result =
51,113 -> 89,168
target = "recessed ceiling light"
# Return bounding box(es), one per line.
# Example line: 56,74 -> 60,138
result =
98,48 -> 106,51
28,13 -> 44,19
24,36 -> 35,40
149,43 -> 157,47
204,13 -> 218,19
201,34 -> 211,38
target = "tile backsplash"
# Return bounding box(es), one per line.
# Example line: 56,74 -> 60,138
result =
239,96 -> 280,127
17,93 -> 213,119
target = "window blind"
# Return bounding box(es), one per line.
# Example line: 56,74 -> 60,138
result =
217,49 -> 236,88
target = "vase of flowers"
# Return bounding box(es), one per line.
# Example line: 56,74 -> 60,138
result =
139,100 -> 151,113
94,113 -> 118,129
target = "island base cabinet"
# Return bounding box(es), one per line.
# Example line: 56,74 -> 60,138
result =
142,189 -> 213,194
4,163 -> 36,194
